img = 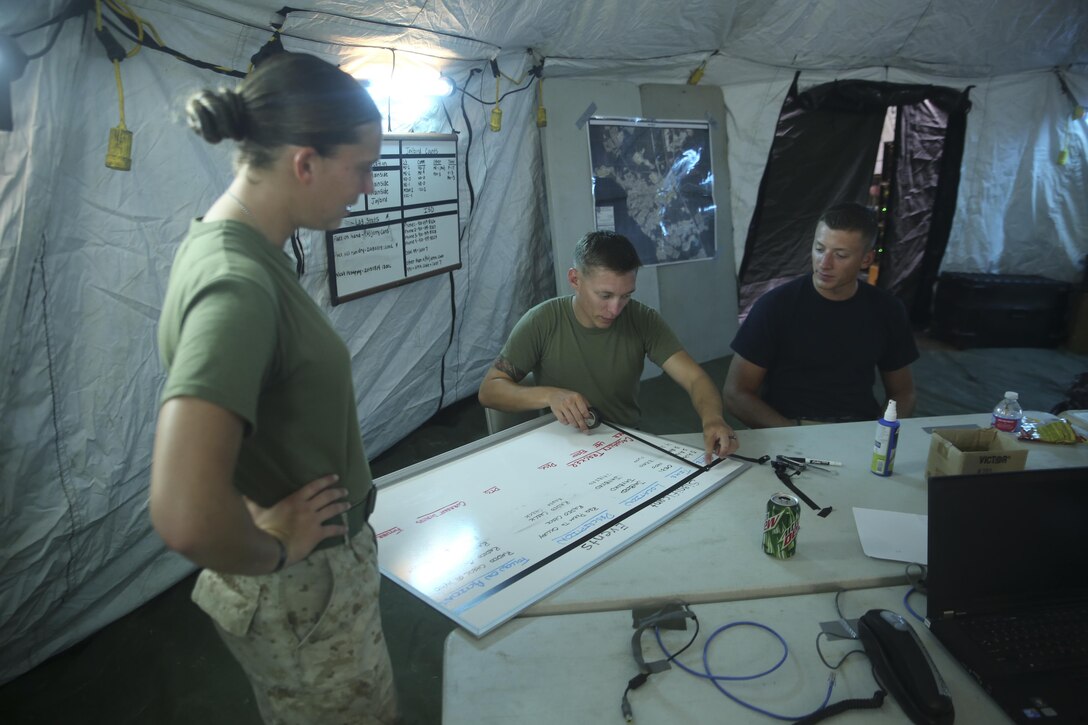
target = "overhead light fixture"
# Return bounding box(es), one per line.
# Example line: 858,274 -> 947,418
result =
432,75 -> 455,97
348,60 -> 453,99
343,55 -> 455,129
364,73 -> 453,102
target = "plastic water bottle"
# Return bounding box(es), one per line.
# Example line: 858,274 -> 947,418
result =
991,391 -> 1023,432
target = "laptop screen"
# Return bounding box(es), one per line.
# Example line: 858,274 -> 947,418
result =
927,466 -> 1088,620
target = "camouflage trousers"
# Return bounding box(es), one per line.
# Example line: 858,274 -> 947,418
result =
191,525 -> 398,725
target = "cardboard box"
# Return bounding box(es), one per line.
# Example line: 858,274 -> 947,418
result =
925,428 -> 1029,479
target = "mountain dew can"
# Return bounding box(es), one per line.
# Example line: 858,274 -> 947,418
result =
763,493 -> 800,559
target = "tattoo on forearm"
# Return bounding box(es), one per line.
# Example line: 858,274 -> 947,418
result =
494,356 -> 527,382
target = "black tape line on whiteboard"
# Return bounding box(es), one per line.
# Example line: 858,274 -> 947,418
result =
585,407 -> 706,471
451,455 -> 731,615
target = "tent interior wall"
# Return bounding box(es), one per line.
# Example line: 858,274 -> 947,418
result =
1,0 -> 1086,685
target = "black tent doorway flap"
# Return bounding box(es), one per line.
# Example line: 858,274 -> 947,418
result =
739,75 -> 971,324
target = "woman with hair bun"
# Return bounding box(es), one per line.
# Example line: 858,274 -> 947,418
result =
150,52 -> 397,724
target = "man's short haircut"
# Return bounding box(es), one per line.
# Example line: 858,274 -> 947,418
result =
573,231 -> 642,274
817,202 -> 879,250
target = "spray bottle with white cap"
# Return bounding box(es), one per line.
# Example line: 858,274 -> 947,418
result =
870,400 -> 900,476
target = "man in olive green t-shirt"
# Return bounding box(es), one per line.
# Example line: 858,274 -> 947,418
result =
478,231 -> 739,462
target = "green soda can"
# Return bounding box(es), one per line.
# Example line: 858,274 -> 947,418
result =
763,493 -> 801,559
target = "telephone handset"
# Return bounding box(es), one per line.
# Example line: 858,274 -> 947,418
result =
857,605 -> 953,718
857,609 -> 955,725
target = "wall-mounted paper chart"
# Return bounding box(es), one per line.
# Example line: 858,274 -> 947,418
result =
370,418 -> 747,636
325,134 -> 460,304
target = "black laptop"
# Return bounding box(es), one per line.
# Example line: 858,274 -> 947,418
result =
926,466 -> 1088,723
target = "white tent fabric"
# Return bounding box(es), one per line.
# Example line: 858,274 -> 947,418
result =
717,64 -> 1088,280
1,0 -> 1085,684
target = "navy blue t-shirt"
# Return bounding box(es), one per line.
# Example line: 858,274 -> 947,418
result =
731,275 -> 919,421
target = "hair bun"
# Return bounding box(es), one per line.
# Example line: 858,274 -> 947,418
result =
185,88 -> 248,143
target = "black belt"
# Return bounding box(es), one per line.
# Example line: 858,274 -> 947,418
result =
794,414 -> 871,424
347,484 -> 378,521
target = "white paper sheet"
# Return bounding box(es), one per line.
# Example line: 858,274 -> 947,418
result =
852,507 -> 928,565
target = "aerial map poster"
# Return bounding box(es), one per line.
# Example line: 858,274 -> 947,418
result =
587,117 -> 716,266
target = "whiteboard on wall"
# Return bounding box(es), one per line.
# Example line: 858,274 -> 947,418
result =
325,133 -> 460,304
370,418 -> 747,636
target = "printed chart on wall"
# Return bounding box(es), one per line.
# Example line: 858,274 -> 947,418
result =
325,133 -> 460,304
587,117 -> 715,267
370,419 -> 747,636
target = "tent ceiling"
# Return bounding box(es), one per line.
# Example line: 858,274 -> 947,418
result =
138,0 -> 1086,76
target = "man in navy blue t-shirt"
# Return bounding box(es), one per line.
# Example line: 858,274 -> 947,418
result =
724,203 -> 919,428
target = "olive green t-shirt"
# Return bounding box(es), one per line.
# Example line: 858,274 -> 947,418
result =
158,219 -> 371,543
499,296 -> 684,427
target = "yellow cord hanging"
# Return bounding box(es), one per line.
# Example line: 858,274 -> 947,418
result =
536,75 -> 547,128
489,73 -> 502,132
96,0 -> 133,170
103,0 -> 166,55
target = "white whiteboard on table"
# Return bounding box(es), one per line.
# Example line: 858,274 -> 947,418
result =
370,418 -> 746,636
326,134 -> 460,304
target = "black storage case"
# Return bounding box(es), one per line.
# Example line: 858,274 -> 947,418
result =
931,273 -> 1071,348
